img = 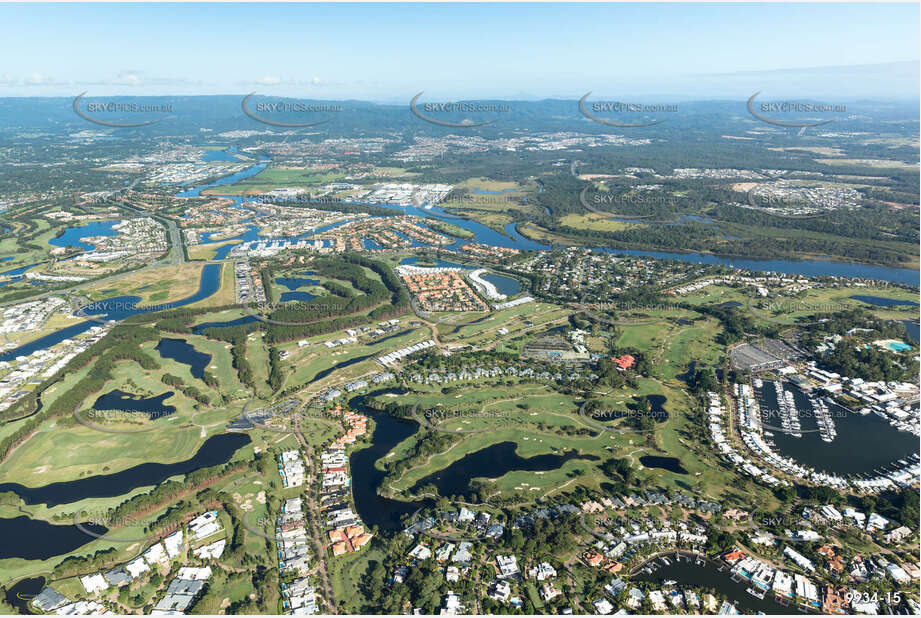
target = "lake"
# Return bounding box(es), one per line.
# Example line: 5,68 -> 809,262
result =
49,220 -> 120,251
93,389 -> 177,420
347,396 -> 421,532
0,433 -> 250,507
0,518 -> 106,561
156,338 -> 211,379
192,315 -> 260,334
850,295 -> 919,307
408,441 -> 599,500
481,272 -> 521,297
5,576 -> 45,612
639,455 -> 688,474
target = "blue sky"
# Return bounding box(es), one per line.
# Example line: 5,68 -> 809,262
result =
1,3 -> 918,99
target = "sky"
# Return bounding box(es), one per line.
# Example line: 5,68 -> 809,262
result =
1,2 -> 919,100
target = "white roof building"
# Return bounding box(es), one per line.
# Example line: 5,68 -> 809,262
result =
79,573 -> 108,595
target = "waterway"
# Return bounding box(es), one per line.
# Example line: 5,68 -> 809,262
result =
347,396 -> 421,532
0,263 -> 222,362
756,381 -> 918,476
633,555 -> 807,615
172,156 -> 919,284
192,315 -> 260,334
0,433 -> 250,507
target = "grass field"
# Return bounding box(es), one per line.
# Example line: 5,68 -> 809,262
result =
82,263 -> 206,306
201,167 -> 344,196
558,213 -> 638,233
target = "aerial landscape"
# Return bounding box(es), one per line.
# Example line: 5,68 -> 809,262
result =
0,2 -> 918,616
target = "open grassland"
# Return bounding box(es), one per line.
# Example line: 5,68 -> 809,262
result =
328,539 -> 387,614
437,302 -> 573,349
0,413 -> 207,487
680,283 -> 920,327
281,321 -> 427,393
246,331 -> 272,399
186,241 -> 236,261
83,263 -> 205,306
0,345 -> 247,486
558,213 -> 638,233
202,167 -> 344,195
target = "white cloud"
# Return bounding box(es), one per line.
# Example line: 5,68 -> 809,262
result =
23,72 -> 66,86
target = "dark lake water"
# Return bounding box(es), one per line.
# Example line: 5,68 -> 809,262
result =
481,272 -> 521,296
276,274 -> 321,291
757,382 -> 918,475
49,220 -> 119,251
0,263 -> 222,363
156,338 -> 210,379
0,433 -> 250,507
93,389 -> 177,420
192,315 -> 260,334
5,576 -> 45,612
280,291 -> 315,302
634,555 -> 806,615
850,295 -> 919,307
347,397 -> 421,532
903,321 -> 920,344
409,441 -> 598,500
639,455 -> 688,474
0,517 -> 107,561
